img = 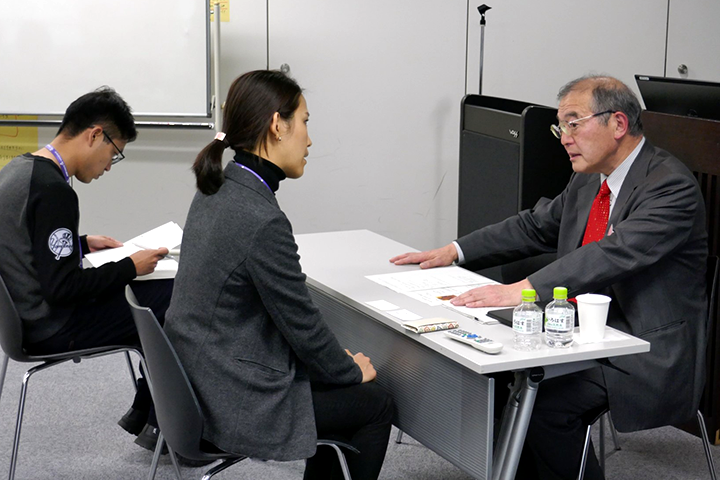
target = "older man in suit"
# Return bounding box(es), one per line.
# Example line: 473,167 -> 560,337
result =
391,75 -> 708,479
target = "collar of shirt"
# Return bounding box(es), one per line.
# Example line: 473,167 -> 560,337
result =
232,149 -> 286,193
601,136 -> 645,218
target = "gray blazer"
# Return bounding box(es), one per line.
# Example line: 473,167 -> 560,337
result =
164,163 -> 362,460
457,140 -> 708,432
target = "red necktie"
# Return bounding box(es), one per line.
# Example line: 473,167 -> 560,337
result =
581,180 -> 611,246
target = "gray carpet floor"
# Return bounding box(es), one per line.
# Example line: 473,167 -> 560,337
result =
0,352 -> 717,479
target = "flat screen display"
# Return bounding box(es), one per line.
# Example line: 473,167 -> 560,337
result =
635,75 -> 720,122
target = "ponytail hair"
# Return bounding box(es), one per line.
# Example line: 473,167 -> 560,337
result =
193,138 -> 228,195
192,70 -> 302,195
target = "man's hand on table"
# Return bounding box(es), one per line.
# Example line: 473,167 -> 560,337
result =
389,243 -> 458,269
450,279 -> 534,308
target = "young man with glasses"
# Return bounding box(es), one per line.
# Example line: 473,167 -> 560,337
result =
0,87 -> 171,450
390,75 -> 707,479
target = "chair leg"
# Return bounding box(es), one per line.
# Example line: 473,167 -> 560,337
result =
697,410 -> 718,480
200,456 -> 247,480
166,442 -> 183,480
145,432 -> 168,480
577,423 -> 593,480
325,442 -> 353,480
0,352 -> 8,404
124,351 -> 138,392
395,429 -> 404,444
599,417 -> 605,468
9,369 -> 34,480
606,411 -> 621,454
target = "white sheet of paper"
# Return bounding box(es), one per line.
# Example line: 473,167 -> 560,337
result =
127,221 -> 183,251
83,221 -> 183,281
83,243 -> 143,266
365,300 -> 400,311
405,284 -> 490,306
387,309 -> 423,321
365,266 -> 500,322
137,258 -> 178,281
366,266 -> 495,293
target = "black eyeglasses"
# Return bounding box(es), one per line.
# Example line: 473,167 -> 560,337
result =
102,131 -> 125,164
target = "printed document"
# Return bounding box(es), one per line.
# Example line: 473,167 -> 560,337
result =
84,221 -> 182,281
366,266 -> 499,324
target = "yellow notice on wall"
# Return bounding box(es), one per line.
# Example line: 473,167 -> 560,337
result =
209,0 -> 230,22
0,115 -> 39,170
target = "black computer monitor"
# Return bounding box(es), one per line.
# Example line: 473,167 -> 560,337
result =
635,74 -> 720,122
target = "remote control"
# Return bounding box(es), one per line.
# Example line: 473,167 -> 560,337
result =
445,328 -> 503,354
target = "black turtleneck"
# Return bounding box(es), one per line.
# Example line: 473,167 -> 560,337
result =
232,149 -> 286,193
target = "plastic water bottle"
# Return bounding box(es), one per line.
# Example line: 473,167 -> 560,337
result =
545,287 -> 575,348
513,289 -> 543,351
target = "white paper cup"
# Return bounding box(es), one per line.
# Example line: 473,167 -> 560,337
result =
576,294 -> 612,342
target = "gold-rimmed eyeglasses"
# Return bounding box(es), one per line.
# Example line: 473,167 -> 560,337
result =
102,131 -> 126,164
550,110 -> 615,139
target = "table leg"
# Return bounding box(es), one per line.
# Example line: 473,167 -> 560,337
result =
492,369 -> 541,480
492,371 -> 522,478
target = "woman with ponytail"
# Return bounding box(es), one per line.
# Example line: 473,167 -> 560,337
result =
164,70 -> 393,479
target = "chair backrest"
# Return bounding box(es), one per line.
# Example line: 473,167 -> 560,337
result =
124,285 -> 206,460
0,273 -> 28,361
707,256 -> 719,337
703,256 -> 720,411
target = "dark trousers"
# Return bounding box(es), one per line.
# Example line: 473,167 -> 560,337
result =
494,368 -> 609,480
304,382 -> 394,480
26,279 -> 174,416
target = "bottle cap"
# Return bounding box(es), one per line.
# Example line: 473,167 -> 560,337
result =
521,289 -> 536,301
553,287 -> 568,300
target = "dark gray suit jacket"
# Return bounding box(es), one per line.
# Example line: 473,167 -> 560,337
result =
164,163 -> 362,460
457,140 -> 708,432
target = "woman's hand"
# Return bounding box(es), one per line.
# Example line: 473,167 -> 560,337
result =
347,349 -> 377,383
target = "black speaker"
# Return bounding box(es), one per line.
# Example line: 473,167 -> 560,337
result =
458,95 -> 571,281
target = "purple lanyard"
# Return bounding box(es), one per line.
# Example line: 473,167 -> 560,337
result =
44,144 -> 83,267
45,144 -> 70,184
234,162 -> 272,193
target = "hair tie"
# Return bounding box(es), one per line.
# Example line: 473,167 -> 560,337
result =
214,131 -> 229,147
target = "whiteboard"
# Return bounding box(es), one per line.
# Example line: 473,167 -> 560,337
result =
0,0 -> 210,117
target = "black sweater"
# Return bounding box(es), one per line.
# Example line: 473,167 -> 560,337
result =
0,154 -> 135,343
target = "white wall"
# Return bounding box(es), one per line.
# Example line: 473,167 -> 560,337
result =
75,0 -> 268,241
466,1 -> 669,106
269,1 -> 467,250
666,0 -> 720,81
71,1 -> 717,250
77,0 -> 468,251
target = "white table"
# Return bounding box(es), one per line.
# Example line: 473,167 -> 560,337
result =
296,229 -> 649,480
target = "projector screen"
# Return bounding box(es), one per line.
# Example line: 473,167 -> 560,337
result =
0,0 -> 210,117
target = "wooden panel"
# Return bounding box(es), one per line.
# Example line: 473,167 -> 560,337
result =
642,112 -> 720,175
643,111 -> 720,257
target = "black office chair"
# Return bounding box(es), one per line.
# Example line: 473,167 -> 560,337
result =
125,285 -> 358,480
0,273 -> 141,480
578,255 -> 720,480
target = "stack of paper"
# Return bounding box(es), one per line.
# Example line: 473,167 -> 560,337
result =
365,266 -> 500,324
84,221 -> 183,281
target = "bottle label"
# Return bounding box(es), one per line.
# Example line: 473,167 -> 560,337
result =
545,311 -> 574,331
513,312 -> 542,334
